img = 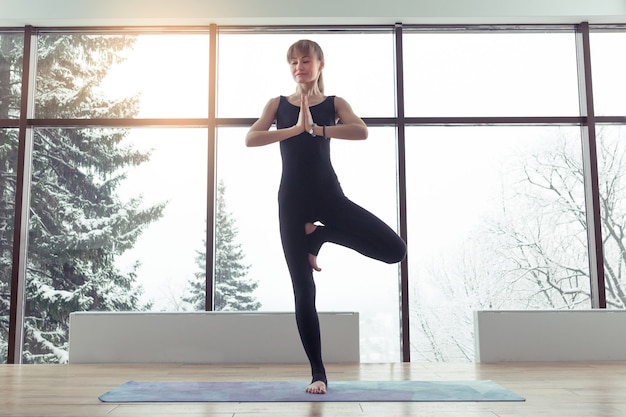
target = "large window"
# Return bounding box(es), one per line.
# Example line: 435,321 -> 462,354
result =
0,127 -> 18,363
217,31 -> 401,362
406,126 -> 588,361
0,32 -> 23,119
217,126 -> 402,362
23,127 -> 207,362
403,31 -> 579,117
217,32 -> 396,118
2,23 -> 623,364
16,32 -> 212,363
596,125 -> 626,309
402,28 -> 590,361
589,31 -> 626,309
1,31 -> 23,364
112,129 -> 209,310
589,31 -> 626,117
35,33 -> 210,119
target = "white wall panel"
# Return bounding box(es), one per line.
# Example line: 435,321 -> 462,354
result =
475,310 -> 626,362
69,311 -> 359,364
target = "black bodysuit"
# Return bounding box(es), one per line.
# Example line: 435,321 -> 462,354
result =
275,95 -> 406,385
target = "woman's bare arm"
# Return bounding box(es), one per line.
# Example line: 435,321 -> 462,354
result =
245,97 -> 303,147
322,96 -> 368,140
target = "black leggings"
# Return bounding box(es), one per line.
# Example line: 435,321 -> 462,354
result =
278,186 -> 406,385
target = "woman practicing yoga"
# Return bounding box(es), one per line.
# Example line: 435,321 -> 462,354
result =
245,39 -> 406,394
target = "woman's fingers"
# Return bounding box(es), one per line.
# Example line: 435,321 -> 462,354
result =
300,94 -> 314,130
295,93 -> 314,133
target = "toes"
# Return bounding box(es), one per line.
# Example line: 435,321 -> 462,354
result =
305,381 -> 327,394
309,254 -> 322,272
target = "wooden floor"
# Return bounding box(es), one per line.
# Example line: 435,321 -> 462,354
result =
1,361 -> 626,417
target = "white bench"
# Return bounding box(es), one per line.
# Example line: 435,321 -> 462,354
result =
68,311 -> 359,364
474,310 -> 626,362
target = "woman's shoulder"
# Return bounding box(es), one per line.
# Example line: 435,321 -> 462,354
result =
264,95 -> 287,103
261,96 -> 283,110
276,95 -> 296,107
332,96 -> 352,110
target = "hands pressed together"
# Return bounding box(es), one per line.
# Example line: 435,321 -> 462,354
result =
296,93 -> 315,135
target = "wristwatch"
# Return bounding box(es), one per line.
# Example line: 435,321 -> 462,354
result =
308,123 -> 316,137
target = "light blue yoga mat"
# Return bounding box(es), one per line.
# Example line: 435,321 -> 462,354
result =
99,380 -> 525,402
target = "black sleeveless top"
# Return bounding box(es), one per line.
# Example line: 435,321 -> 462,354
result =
276,95 -> 338,193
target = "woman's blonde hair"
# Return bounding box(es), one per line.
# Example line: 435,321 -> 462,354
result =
286,39 -> 325,94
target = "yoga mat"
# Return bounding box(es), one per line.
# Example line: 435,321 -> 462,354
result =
99,380 -> 525,403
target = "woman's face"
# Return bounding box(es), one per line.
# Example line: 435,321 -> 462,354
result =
289,50 -> 324,85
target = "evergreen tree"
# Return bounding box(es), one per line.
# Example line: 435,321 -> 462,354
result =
0,33 -> 164,363
185,180 -> 260,311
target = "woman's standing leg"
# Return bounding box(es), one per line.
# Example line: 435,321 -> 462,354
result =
278,202 -> 327,390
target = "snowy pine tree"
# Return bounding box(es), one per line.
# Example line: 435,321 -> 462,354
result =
185,180 -> 260,311
0,34 -> 164,363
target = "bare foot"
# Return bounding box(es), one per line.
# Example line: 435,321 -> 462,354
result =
305,380 -> 327,394
309,253 -> 321,272
305,223 -> 322,271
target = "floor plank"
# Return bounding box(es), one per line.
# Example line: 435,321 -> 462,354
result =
1,362 -> 625,417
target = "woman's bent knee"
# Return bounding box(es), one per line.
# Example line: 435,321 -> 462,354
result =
383,239 -> 407,264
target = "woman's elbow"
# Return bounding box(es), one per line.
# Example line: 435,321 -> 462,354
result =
245,134 -> 257,147
360,125 -> 369,140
